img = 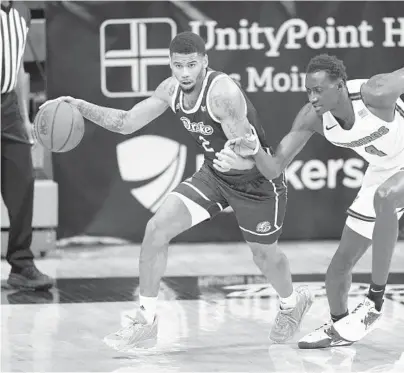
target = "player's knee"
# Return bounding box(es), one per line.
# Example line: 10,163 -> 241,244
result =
143,217 -> 173,247
374,185 -> 397,212
250,243 -> 269,260
250,244 -> 265,261
250,242 -> 283,265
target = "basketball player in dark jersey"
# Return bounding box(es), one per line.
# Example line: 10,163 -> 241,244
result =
41,32 -> 312,350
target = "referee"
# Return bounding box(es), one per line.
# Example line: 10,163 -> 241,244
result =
1,1 -> 53,289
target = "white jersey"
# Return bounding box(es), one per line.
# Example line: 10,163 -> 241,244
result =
322,79 -> 404,168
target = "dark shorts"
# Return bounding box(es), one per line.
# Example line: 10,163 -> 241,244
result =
171,163 -> 287,244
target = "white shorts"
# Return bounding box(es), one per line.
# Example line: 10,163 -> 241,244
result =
346,164 -> 404,239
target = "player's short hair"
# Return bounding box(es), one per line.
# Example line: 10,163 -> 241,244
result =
169,31 -> 206,56
306,54 -> 348,82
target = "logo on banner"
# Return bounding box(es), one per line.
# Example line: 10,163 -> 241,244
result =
100,18 -> 177,98
285,158 -> 365,190
117,135 -> 187,212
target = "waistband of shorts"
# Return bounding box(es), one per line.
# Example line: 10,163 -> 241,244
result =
204,162 -> 286,188
203,161 -> 260,183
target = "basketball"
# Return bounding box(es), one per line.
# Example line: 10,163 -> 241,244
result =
33,100 -> 85,152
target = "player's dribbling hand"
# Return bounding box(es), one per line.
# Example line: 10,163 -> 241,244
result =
39,96 -> 76,110
213,147 -> 255,173
225,133 -> 260,157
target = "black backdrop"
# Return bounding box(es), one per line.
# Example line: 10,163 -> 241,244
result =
46,1 -> 404,242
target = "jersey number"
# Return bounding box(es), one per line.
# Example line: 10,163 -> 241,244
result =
199,136 -> 214,152
364,145 -> 387,157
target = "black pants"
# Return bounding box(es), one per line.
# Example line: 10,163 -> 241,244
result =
1,91 -> 35,270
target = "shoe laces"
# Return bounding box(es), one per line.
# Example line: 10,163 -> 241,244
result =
315,321 -> 332,332
275,309 -> 297,330
324,325 -> 338,339
352,298 -> 375,316
351,302 -> 364,314
115,315 -> 143,338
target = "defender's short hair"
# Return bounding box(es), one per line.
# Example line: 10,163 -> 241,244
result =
169,31 -> 206,56
306,54 -> 347,82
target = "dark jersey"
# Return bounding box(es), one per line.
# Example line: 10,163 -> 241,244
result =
171,69 -> 270,184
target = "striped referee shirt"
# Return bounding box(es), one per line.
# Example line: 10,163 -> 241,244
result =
0,1 -> 30,94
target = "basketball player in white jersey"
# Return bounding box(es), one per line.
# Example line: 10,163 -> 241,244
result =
41,32 -> 313,350
214,54 -> 404,348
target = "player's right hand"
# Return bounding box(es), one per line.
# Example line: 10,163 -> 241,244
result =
225,133 -> 260,157
213,147 -> 255,173
39,96 -> 76,110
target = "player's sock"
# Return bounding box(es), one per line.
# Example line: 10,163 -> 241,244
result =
280,289 -> 297,309
331,310 -> 349,323
367,282 -> 385,312
139,295 -> 158,324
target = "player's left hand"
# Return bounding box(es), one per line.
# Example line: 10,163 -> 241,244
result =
213,147 -> 255,173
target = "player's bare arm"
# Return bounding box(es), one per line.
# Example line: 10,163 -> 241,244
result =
209,77 -> 257,172
209,77 -> 253,139
362,67 -> 404,110
227,103 -> 322,180
16,64 -> 34,143
40,77 -> 177,135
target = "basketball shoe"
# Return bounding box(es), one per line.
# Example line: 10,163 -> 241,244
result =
269,285 -> 313,343
298,320 -> 353,349
332,296 -> 382,342
103,309 -> 158,351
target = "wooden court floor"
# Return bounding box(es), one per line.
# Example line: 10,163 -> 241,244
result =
1,241 -> 404,372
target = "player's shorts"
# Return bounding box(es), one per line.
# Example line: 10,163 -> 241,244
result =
346,164 -> 404,239
170,163 -> 287,244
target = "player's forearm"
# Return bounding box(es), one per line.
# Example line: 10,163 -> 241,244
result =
256,127 -> 313,180
73,99 -> 132,134
253,147 -> 282,180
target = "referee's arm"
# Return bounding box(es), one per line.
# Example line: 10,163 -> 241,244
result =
15,60 -> 34,143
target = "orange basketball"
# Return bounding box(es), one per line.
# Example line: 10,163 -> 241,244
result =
33,101 -> 85,152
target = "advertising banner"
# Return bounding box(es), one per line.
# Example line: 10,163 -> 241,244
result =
46,1 -> 404,241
